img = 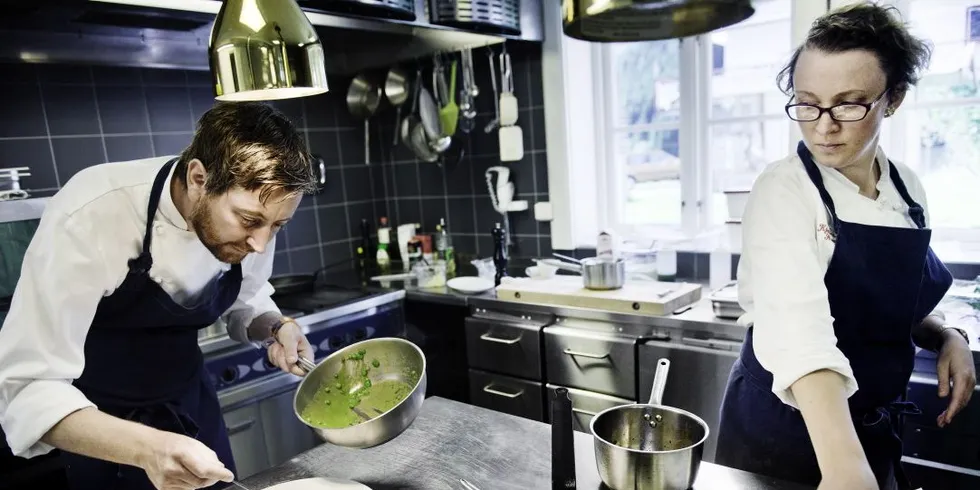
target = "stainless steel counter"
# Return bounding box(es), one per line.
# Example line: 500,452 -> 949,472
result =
229,396 -> 813,490
399,280 -> 980,362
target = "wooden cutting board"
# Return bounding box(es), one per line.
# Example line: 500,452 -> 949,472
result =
495,276 -> 702,316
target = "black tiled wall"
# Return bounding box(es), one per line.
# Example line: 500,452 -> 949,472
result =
366,42 -> 550,262
0,41 -> 550,275
0,63 -> 386,276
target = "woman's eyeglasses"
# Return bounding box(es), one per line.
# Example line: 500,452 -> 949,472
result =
785,90 -> 888,122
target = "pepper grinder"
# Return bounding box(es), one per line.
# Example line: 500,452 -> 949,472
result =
551,388 -> 577,489
492,222 -> 508,286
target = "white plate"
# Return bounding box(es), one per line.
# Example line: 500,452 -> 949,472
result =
447,276 -> 495,294
259,477 -> 371,490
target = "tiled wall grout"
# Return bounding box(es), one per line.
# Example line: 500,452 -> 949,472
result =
87,67 -> 110,164
0,43 -> 549,272
34,75 -> 62,188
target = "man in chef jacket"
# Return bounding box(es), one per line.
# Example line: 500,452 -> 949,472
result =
0,101 -> 318,490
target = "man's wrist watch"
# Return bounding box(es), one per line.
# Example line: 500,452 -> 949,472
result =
940,324 -> 970,348
261,316 -> 295,348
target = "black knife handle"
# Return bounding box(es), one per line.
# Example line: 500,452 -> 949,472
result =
551,388 -> 577,489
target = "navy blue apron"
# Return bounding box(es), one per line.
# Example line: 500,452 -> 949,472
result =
715,142 -> 953,490
61,158 -> 243,490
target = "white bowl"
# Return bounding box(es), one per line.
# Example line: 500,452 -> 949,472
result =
526,262 -> 558,279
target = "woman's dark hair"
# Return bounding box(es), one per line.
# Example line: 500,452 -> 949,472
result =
776,2 -> 932,97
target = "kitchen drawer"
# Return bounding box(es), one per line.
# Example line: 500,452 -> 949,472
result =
465,316 -> 543,380
258,389 -> 319,466
468,369 -> 545,422
906,374 -> 980,436
546,384 -> 634,434
903,423 -> 980,471
639,337 -> 740,464
543,325 -> 637,399
223,402 -> 270,479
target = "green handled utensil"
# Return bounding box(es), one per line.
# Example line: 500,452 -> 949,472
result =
439,60 -> 459,137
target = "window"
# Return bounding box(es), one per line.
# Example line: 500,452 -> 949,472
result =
881,0 -> 980,236
603,40 -> 683,228
597,0 -> 793,235
707,1 -> 792,225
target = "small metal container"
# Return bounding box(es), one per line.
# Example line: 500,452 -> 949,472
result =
581,257 -> 626,290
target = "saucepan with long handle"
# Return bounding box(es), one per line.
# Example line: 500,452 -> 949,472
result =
589,358 -> 709,490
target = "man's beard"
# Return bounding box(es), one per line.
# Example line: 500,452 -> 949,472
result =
188,199 -> 249,264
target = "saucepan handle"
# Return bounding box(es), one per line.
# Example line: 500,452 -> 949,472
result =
297,356 -> 317,373
648,358 -> 670,405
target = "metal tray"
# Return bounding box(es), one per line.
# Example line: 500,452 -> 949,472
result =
301,0 -> 416,21
707,281 -> 745,320
711,300 -> 745,320
431,0 -> 521,33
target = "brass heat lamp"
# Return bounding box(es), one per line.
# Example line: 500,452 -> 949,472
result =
209,0 -> 329,101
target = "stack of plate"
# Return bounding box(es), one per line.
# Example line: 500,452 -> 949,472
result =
707,281 -> 744,319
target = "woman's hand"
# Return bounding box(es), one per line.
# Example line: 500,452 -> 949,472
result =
936,330 -> 976,427
267,320 -> 313,376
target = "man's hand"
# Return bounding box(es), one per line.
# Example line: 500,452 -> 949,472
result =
267,320 -> 313,376
936,329 -> 976,428
139,430 -> 234,489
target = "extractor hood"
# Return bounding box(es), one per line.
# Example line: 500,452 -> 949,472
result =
562,0 -> 755,42
0,0 -> 542,74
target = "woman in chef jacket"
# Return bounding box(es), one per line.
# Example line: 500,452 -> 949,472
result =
715,3 -> 976,490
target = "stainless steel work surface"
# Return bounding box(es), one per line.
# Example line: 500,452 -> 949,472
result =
234,396 -> 813,490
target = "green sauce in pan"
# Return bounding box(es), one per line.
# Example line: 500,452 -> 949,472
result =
300,349 -> 417,428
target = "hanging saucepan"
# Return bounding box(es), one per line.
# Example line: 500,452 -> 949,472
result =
589,358 -> 709,490
385,66 -> 410,146
418,83 -> 451,155
346,73 -> 381,165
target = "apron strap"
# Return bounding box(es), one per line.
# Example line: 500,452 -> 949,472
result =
127,157 -> 179,275
886,161 -> 927,229
796,141 -> 841,232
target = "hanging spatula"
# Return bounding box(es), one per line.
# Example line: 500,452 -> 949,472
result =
439,60 -> 460,136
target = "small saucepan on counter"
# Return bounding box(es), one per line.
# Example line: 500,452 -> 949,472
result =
589,358 -> 709,490
545,253 -> 626,290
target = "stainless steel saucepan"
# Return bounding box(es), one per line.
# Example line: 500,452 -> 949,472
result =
546,253 -> 626,290
589,358 -> 709,490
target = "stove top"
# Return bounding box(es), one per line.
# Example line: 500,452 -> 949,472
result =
272,285 -> 382,316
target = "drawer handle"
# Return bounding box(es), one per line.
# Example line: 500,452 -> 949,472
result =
480,332 -> 522,345
572,407 -> 599,417
483,384 -> 525,399
563,348 -> 609,359
226,418 -> 256,435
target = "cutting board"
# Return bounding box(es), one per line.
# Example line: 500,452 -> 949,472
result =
495,276 -> 702,316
